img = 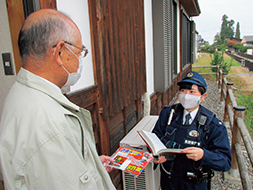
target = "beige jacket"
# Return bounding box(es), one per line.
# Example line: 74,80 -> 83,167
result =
0,68 -> 115,190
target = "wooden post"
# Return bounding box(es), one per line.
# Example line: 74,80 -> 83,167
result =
223,82 -> 233,123
98,108 -> 111,156
220,72 -> 227,102
229,106 -> 246,177
216,64 -> 220,83
217,67 -> 222,91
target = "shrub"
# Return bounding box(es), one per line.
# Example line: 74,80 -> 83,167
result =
210,51 -> 231,73
233,43 -> 247,53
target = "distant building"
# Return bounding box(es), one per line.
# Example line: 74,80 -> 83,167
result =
247,49 -> 253,55
197,34 -> 209,50
225,37 -> 242,43
242,36 -> 253,46
225,37 -> 242,47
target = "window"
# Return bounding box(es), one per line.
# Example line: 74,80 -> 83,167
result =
181,11 -> 189,69
152,0 -> 177,92
181,11 -> 196,69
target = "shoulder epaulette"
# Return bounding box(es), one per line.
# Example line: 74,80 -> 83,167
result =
212,117 -> 225,127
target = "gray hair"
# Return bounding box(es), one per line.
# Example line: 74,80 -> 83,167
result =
18,13 -> 76,65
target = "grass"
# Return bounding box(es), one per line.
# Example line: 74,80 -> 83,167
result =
226,74 -> 248,92
193,53 -> 216,82
193,52 -> 253,138
233,91 -> 253,138
224,53 -> 241,67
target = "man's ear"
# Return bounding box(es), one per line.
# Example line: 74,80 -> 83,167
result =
53,41 -> 65,66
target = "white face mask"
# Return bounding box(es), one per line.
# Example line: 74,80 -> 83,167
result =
178,94 -> 201,109
62,46 -> 83,86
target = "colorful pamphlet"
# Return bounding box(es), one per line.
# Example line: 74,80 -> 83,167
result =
108,146 -> 153,177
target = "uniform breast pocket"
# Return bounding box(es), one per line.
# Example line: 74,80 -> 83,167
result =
160,126 -> 177,148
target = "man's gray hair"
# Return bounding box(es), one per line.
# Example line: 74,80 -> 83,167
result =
18,14 -> 75,65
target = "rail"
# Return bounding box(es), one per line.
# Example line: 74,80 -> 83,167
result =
193,65 -> 253,189
226,51 -> 253,72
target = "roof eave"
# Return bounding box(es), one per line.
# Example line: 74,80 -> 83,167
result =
179,0 -> 201,17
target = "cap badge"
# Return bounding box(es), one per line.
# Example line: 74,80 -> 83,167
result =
187,72 -> 194,78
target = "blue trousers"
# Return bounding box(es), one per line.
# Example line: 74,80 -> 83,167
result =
160,165 -> 208,190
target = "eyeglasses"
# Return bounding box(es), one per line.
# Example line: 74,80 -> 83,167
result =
52,41 -> 89,58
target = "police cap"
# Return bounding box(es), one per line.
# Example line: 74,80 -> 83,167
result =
177,71 -> 207,92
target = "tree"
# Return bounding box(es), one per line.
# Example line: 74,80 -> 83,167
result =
220,14 -> 228,42
200,44 -> 210,53
220,14 -> 235,42
219,44 -> 226,51
212,32 -> 225,51
213,33 -> 220,44
235,22 -> 241,39
198,34 -> 203,41
228,19 -> 235,37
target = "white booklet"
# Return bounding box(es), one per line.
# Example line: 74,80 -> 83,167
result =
138,130 -> 184,156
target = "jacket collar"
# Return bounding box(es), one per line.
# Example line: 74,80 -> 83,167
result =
16,68 -> 80,112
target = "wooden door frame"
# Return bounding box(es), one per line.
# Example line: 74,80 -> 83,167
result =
5,0 -> 56,74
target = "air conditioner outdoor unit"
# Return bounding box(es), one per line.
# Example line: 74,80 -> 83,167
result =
120,116 -> 160,190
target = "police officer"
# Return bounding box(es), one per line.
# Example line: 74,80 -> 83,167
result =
152,71 -> 231,190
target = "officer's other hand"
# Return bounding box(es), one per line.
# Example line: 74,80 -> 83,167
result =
153,156 -> 167,164
181,147 -> 204,161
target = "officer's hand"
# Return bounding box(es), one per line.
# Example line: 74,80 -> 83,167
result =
181,147 -> 204,161
153,156 -> 167,164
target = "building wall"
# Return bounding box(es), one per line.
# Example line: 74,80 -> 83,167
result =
0,0 -> 16,120
57,0 -> 95,92
247,49 -> 253,55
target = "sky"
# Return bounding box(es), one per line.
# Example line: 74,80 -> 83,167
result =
193,0 -> 253,45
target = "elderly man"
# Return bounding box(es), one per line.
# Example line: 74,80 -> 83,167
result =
0,9 -> 115,190
153,71 -> 231,190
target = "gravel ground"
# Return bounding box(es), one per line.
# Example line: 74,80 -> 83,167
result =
201,81 -> 253,190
